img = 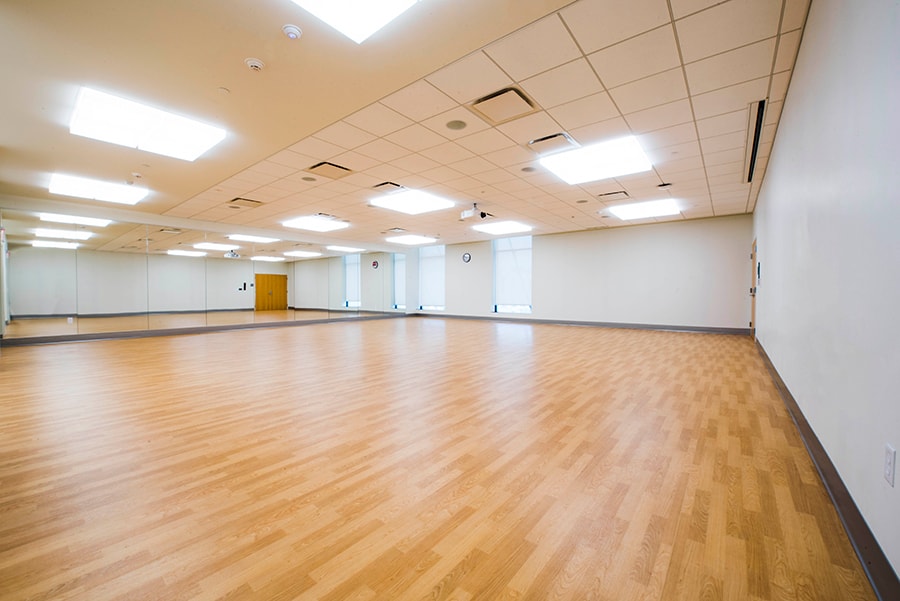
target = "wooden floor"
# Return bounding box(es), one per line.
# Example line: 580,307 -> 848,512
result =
0,318 -> 875,600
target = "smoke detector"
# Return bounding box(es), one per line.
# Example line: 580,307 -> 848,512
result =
282,24 -> 302,40
244,58 -> 265,72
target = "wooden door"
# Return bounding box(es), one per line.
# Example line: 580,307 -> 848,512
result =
255,274 -> 288,311
750,239 -> 757,334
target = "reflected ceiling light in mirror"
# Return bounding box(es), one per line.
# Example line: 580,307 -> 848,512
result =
282,215 -> 350,232
49,173 -> 148,205
326,245 -> 365,253
386,234 -> 437,245
251,256 -> 285,262
228,234 -> 280,243
194,242 -> 238,251
288,0 -> 418,44
539,136 -> 651,185
39,213 -> 112,227
284,250 -> 323,258
70,87 -> 226,161
32,240 -> 79,249
471,221 -> 532,235
35,228 -> 93,240
168,249 -> 206,257
607,198 -> 681,220
370,189 -> 454,215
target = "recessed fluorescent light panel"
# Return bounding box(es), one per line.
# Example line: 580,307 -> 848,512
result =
607,198 -> 681,220
370,189 -> 454,215
471,221 -> 533,235
32,240 -> 79,249
168,249 -> 207,257
386,234 -> 437,245
251,256 -> 285,262
194,242 -> 238,251
35,228 -> 93,241
326,245 -> 365,253
228,234 -> 280,243
284,250 -> 323,258
39,213 -> 111,227
288,0 -> 418,44
282,215 -> 350,233
70,87 -> 226,161
49,173 -> 148,205
539,136 -> 652,185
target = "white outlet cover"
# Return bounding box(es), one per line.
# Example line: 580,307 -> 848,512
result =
885,444 -> 896,487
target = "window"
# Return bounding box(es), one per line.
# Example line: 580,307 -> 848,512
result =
418,245 -> 445,310
494,236 -> 532,314
393,253 -> 406,310
344,254 -> 360,308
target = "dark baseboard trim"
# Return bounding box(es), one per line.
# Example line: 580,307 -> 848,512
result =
756,341 -> 899,601
0,313 -> 404,346
411,312 -> 752,336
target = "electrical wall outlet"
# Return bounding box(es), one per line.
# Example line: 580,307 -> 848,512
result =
885,444 -> 896,487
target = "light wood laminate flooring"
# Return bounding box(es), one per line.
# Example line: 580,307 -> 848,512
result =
0,318 -> 875,600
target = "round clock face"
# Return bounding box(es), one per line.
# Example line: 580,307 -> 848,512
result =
462,252 -> 471,263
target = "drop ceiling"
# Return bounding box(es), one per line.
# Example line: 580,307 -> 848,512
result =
0,0 -> 809,258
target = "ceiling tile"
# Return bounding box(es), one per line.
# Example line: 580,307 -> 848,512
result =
547,92 -> 619,131
496,111 -> 564,145
696,109 -> 747,139
589,25 -> 680,89
782,0 -> 811,32
314,121 -> 378,150
331,150 -> 381,172
421,106 -> 491,140
691,77 -> 769,119
354,138 -> 410,162
670,0 -> 721,19
455,128 -> 516,154
569,117 -> 632,145
676,0 -> 782,63
638,122 -> 698,151
267,150 -> 318,170
380,80 -> 458,122
288,137 -> 345,160
248,161 -> 298,178
520,59 -> 605,109
388,153 -> 441,175
481,144 -> 537,167
774,29 -> 802,73
623,98 -> 693,133
449,156 -> 497,175
419,165 -> 465,184
345,103 -> 414,137
484,14 -> 581,82
419,141 -> 476,164
685,39 -> 776,95
425,51 -> 513,104
700,130 -> 745,154
608,68 -> 687,114
474,168 -> 519,185
769,70 -> 792,102
561,0 -> 672,55
704,147 -> 744,166
385,123 -> 447,152
654,155 -> 705,176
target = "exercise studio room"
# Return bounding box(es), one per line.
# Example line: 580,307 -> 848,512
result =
1,1 -> 897,600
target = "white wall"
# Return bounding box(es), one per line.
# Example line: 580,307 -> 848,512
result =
8,246 -> 77,316
361,252 -> 393,312
445,241 -> 493,316
753,0 -> 899,570
76,251 -> 148,315
292,258 -> 329,309
148,254 -> 206,312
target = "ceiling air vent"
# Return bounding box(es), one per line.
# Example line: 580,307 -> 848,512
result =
305,161 -> 352,180
527,132 -> 579,156
597,191 -> 629,200
469,87 -> 536,124
373,181 -> 403,191
228,197 -> 263,209
742,99 -> 767,183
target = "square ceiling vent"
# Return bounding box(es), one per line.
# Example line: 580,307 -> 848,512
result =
227,197 -> 264,209
469,87 -> 537,124
305,161 -> 353,180
527,132 -> 579,156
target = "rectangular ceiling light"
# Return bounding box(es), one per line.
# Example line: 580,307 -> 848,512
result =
194,242 -> 238,251
386,234 -> 437,245
70,87 -> 226,161
32,240 -> 79,249
251,256 -> 286,262
49,173 -> 148,205
607,198 -> 681,220
228,234 -> 280,243
168,249 -> 207,257
283,215 -> 350,232
39,212 -> 111,227
326,245 -> 365,253
284,250 -> 323,258
370,189 -> 454,215
289,0 -> 418,44
35,228 -> 93,241
472,221 -> 533,235
539,136 -> 652,185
